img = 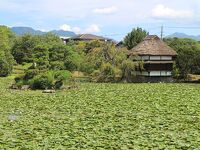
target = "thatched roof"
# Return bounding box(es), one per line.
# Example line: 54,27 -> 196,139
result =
129,35 -> 177,56
71,34 -> 113,42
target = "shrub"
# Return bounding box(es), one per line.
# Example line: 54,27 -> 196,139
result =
15,80 -> 24,88
54,70 -> 72,81
30,70 -> 71,90
54,80 -> 63,89
14,69 -> 72,90
113,68 -> 122,81
64,59 -> 77,71
54,70 -> 72,89
23,69 -> 39,80
99,63 -> 116,82
14,75 -> 24,88
15,75 -> 24,83
0,59 -> 11,77
31,73 -> 54,90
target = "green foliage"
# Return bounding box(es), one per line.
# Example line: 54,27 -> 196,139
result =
53,70 -> 72,89
95,62 -> 122,82
30,70 -> 72,90
23,69 -> 39,80
12,33 -> 64,66
10,32 -> 80,88
1,77 -> 200,148
50,61 -> 65,70
12,33 -> 85,72
85,42 -> 142,82
85,40 -> 102,53
31,73 -> 54,90
96,62 -> 116,82
12,34 -> 38,64
49,44 -> 66,70
164,38 -> 200,79
8,25 -> 200,83
0,25 -> 15,76
172,63 -> 180,79
124,27 -> 148,50
64,45 -> 85,71
12,63 -> 32,76
15,70 -> 72,90
64,40 -> 102,73
0,59 -> 11,77
14,75 -> 28,88
33,45 -> 49,70
121,59 -> 139,82
49,44 -> 66,61
40,33 -> 63,46
48,43 -> 84,71
14,75 -> 24,83
54,70 -> 72,81
10,31 -> 144,82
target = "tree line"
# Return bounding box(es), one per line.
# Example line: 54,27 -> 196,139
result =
1,25 -> 200,88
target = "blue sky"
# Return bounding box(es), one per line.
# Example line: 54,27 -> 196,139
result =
1,0 -> 200,40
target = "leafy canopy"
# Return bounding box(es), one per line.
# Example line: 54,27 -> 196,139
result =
0,25 -> 15,76
123,27 -> 148,50
164,38 -> 200,79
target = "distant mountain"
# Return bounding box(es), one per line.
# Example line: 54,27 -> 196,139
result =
11,27 -> 76,37
11,27 -> 44,35
166,32 -> 200,41
50,30 -> 76,37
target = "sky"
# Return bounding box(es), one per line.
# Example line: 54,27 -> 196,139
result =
1,0 -> 200,40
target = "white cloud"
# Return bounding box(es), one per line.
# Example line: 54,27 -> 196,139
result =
84,24 -> 100,33
93,6 -> 118,14
59,24 -> 100,34
40,29 -> 48,32
60,24 -> 71,31
152,4 -> 193,19
59,24 -> 81,33
2,0 -> 200,36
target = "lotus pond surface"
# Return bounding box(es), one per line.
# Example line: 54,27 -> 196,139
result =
0,78 -> 200,149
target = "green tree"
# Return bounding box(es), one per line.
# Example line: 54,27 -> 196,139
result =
121,57 -> 142,82
86,42 -> 142,82
164,38 -> 200,79
85,40 -> 102,54
49,44 -> 66,70
12,34 -> 38,64
33,44 -> 49,70
65,41 -> 90,72
123,27 -> 148,50
12,33 -> 64,64
40,33 -> 63,46
0,25 -> 15,76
